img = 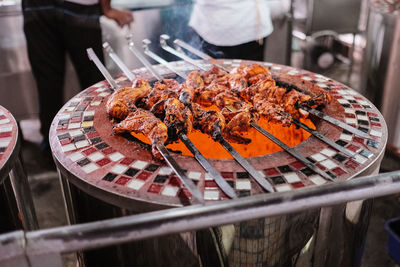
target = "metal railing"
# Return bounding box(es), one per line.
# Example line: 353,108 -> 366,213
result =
1,170 -> 400,267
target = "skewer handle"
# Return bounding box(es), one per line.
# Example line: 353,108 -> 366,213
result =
87,48 -> 118,90
103,42 -> 136,82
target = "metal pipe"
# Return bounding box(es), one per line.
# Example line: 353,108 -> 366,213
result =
103,42 -> 135,82
15,170 -> 400,256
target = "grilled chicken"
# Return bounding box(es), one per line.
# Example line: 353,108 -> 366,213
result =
106,78 -> 151,120
113,108 -> 168,160
140,79 -> 179,109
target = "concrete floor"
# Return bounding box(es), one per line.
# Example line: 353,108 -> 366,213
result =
15,43 -> 400,266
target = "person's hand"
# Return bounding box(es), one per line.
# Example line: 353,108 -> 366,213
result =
104,8 -> 133,28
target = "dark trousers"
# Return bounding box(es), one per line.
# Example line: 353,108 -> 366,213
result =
188,28 -> 267,61
22,0 -> 104,142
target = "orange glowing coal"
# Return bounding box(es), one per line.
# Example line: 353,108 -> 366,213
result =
131,115 -> 314,159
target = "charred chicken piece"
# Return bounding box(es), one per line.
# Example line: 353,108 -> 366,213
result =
191,103 -> 226,140
113,108 -> 168,160
106,78 -> 151,120
150,98 -> 193,142
140,79 -> 179,109
180,70 -> 204,104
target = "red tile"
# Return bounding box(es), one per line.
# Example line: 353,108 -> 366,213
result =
264,168 -> 280,176
352,104 -> 362,109
353,137 -> 365,145
115,176 -> 131,186
221,172 -> 234,179
169,176 -> 182,186
96,158 -> 111,167
70,117 -> 81,123
120,158 -> 134,165
345,159 -> 359,169
136,171 -> 152,181
82,147 -> 97,155
346,144 -> 361,153
0,132 -> 12,138
148,184 -> 162,194
86,132 -> 99,139
0,115 -> 6,120
332,167 -> 347,176
291,182 -> 304,188
355,96 -> 364,100
205,181 -> 218,188
334,95 -> 343,99
290,161 -> 305,170
316,163 -> 326,171
370,122 -> 381,127
178,188 -> 192,199
102,147 -> 116,155
60,138 -> 72,146
344,113 -> 356,118
367,112 -> 378,117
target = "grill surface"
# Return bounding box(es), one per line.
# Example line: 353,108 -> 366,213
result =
50,60 -> 388,211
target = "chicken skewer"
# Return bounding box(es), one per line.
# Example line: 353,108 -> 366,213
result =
174,39 -> 372,140
122,41 -> 239,198
87,48 -> 205,203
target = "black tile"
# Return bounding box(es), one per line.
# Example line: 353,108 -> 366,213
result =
103,173 -> 117,182
58,119 -> 69,125
58,133 -> 70,140
84,97 -> 94,101
77,158 -> 90,166
72,112 -> 82,118
68,101 -> 79,107
348,100 -> 357,104
301,167 -> 316,176
227,180 -> 234,188
370,117 -> 380,122
0,147 -> 6,153
358,120 -> 369,126
306,157 -> 316,163
193,180 -> 199,185
95,142 -> 109,149
342,129 -> 352,135
73,135 -> 86,142
76,106 -> 87,111
124,168 -> 139,177
270,176 -> 285,185
90,137 -> 102,145
277,165 -> 292,173
333,154 -> 347,162
367,140 -> 379,148
237,172 -> 249,179
84,116 -> 94,121
84,127 -> 96,133
154,175 -> 168,183
342,104 -> 351,108
238,191 -> 251,198
145,164 -> 159,172
362,105 -> 372,109
355,110 -> 366,115
327,171 -> 337,179
336,140 -> 348,147
360,149 -> 373,158
358,127 -> 369,133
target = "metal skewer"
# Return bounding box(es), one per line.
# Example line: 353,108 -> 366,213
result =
120,42 -> 238,198
297,103 -> 373,140
160,34 -> 208,71
87,47 -> 205,203
142,39 -> 187,79
103,42 -> 135,82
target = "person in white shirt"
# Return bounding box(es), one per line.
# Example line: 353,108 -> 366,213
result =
22,0 -> 133,155
189,0 -> 273,61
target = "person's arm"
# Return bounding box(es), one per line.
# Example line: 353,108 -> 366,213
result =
100,0 -> 134,28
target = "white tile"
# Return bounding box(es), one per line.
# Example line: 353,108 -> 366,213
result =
90,101 -> 101,106
188,171 -> 201,180
236,180 -> 252,190
59,114 -> 70,120
111,164 -> 129,174
161,185 -> 179,197
302,76 -> 312,81
283,172 -> 301,183
317,83 -> 328,88
357,115 -> 369,121
343,95 -> 355,100
69,152 -> 85,162
353,154 -> 367,164
109,152 -> 124,162
87,152 -> 105,161
311,153 -> 327,162
0,126 -> 12,133
204,190 -> 219,200
319,159 -> 338,170
310,175 -> 327,185
276,184 -> 292,192
232,59 -> 242,63
158,167 -> 172,175
83,111 -> 95,116
99,92 -> 111,97
358,100 -> 369,105
0,118 -> 10,125
75,140 -> 90,149
0,140 -> 10,147
344,108 -> 355,114
347,90 -> 358,95
127,179 -> 145,190
370,130 -> 382,137
337,99 -> 349,104
263,62 -> 272,66
271,66 -> 282,70
68,123 -> 81,130
62,144 -> 76,152
345,118 -> 357,125
82,163 -> 98,173
205,172 -> 214,180
340,134 -> 353,141
64,107 -> 75,112
321,148 -> 336,157
131,160 -> 148,169
69,130 -> 82,137
287,70 -> 299,75
0,110 -> 4,115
